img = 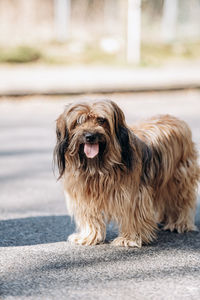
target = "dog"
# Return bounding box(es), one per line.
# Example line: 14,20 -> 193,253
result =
54,100 -> 200,247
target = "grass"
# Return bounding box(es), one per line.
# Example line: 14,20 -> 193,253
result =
0,41 -> 200,66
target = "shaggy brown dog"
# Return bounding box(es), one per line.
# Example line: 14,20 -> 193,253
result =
54,100 -> 199,247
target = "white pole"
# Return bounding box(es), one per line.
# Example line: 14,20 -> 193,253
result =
127,0 -> 141,64
161,0 -> 178,43
54,0 -> 71,42
104,0 -> 116,34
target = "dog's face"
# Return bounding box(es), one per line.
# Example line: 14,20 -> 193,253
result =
54,100 -> 133,178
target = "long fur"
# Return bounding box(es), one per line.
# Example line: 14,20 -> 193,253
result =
54,100 -> 200,247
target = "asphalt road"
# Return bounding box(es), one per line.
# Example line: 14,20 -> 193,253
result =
0,90 -> 200,300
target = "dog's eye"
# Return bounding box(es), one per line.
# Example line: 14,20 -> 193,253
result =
97,117 -> 105,125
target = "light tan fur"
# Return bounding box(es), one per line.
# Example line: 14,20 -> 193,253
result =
54,100 -> 200,247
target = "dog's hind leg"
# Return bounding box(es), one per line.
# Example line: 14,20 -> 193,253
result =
163,158 -> 199,233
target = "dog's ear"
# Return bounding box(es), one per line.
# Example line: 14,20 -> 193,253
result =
54,113 -> 69,179
141,142 -> 152,184
117,126 -> 133,171
110,100 -> 126,131
110,101 -> 133,171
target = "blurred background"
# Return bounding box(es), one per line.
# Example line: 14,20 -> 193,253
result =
0,0 -> 200,66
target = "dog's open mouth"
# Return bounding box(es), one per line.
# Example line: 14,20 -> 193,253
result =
84,143 -> 99,158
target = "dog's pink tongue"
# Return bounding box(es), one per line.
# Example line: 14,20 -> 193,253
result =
84,143 -> 99,158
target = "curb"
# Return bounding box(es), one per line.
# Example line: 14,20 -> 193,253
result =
1,83 -> 200,97
1,66 -> 200,96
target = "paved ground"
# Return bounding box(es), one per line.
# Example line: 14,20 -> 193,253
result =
0,90 -> 200,299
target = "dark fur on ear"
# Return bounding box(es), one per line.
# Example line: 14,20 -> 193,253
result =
54,114 -> 69,179
141,141 -> 152,184
110,101 -> 134,171
117,125 -> 134,171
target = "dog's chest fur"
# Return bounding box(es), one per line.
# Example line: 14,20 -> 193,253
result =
64,166 -> 140,217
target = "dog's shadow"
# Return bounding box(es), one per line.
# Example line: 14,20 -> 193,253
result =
0,215 -> 74,247
0,215 -> 119,247
0,199 -> 199,248
0,214 -> 199,249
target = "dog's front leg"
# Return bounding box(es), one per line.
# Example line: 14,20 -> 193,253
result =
68,213 -> 106,246
65,191 -> 106,245
111,186 -> 157,248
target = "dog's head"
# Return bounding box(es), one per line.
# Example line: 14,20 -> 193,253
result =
54,100 -> 133,178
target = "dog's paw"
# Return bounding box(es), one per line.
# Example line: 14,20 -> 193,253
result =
111,237 -> 141,248
68,232 -> 104,246
163,223 -> 198,233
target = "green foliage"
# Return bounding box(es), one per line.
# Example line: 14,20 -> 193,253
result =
0,46 -> 41,63
141,42 -> 200,66
0,41 -> 199,66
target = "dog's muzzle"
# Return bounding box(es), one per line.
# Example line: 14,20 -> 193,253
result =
83,132 -> 99,159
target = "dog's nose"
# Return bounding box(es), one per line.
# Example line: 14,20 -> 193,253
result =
85,133 -> 97,143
